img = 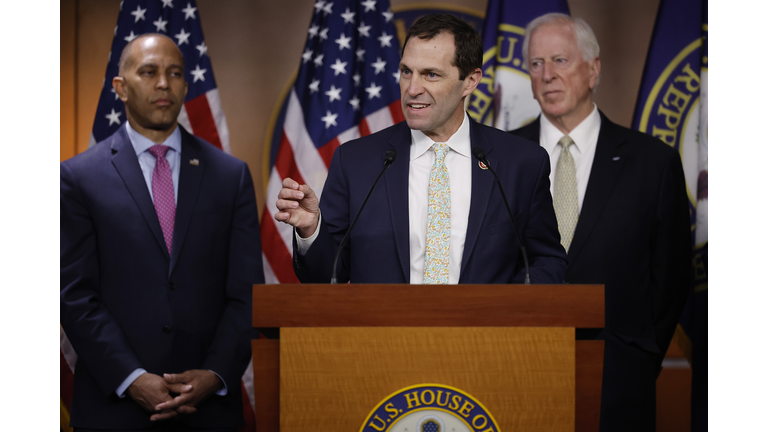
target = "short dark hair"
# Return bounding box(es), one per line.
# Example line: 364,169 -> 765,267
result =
402,14 -> 482,80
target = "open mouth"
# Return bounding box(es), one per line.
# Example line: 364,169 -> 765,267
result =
408,103 -> 430,110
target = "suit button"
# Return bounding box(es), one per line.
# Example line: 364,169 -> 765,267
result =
168,282 -> 176,291
162,325 -> 172,333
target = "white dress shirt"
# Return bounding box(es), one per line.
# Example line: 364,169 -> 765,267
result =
297,112 -> 473,284
539,104 -> 601,213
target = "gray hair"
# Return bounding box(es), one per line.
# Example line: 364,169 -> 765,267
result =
522,13 -> 600,75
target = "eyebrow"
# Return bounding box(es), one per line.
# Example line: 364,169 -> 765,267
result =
399,63 -> 442,75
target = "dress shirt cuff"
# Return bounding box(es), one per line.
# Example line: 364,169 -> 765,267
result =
294,212 -> 322,255
116,368 -> 147,398
209,370 -> 228,396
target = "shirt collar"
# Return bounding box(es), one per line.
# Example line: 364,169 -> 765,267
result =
410,111 -> 472,160
540,103 -> 600,153
126,122 -> 182,157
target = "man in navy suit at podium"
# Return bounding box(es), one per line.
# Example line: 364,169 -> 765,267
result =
274,14 -> 567,284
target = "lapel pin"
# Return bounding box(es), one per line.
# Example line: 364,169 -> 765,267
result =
612,156 -> 621,161
478,161 -> 488,170
189,158 -> 200,166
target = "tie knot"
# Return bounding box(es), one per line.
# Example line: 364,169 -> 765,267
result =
558,135 -> 574,149
148,144 -> 170,159
433,142 -> 449,163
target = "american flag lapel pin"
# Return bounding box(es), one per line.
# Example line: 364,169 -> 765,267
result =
478,161 -> 488,170
190,158 -> 200,166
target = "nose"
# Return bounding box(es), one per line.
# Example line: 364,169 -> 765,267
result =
542,61 -> 555,82
156,73 -> 170,89
405,74 -> 424,97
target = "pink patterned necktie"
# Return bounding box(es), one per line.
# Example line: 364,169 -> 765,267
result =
148,144 -> 175,254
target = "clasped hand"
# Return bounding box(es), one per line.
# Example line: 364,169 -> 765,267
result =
126,369 -> 222,421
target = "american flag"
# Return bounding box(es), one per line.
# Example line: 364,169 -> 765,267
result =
261,0 -> 404,283
61,1 -> 254,431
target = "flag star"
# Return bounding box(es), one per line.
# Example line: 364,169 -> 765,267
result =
302,48 -> 314,63
321,110 -> 338,128
372,57 -> 387,74
341,8 -> 355,23
335,33 -> 352,50
314,53 -> 324,67
330,59 -> 348,76
358,22 -> 371,37
196,42 -> 208,57
325,85 -> 342,102
365,82 -> 382,99
361,0 -> 376,12
124,31 -> 138,42
392,71 -> 400,83
190,65 -> 207,82
349,96 -> 361,111
322,1 -> 333,15
161,0 -> 174,8
378,32 -> 393,47
309,79 -> 320,93
131,5 -> 147,23
319,28 -> 329,41
175,28 -> 191,45
355,48 -> 366,62
153,17 -> 169,32
182,2 -> 197,19
308,25 -> 319,39
314,0 -> 326,13
105,108 -> 122,126
353,73 -> 361,87
382,9 -> 393,22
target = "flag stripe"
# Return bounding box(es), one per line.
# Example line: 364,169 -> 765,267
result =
261,218 -> 300,283
318,138 -> 340,169
185,93 -> 223,150
283,90 -> 329,192
359,117 -> 372,137
205,88 -> 231,153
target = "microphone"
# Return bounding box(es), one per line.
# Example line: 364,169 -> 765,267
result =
472,147 -> 531,285
330,149 -> 397,284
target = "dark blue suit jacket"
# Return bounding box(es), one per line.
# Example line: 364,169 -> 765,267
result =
511,112 -> 691,431
294,118 -> 567,284
60,125 -> 264,430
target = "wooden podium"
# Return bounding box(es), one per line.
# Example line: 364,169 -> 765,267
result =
252,284 -> 604,431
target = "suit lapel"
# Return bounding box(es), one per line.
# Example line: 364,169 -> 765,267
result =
110,126 -> 169,259
170,128 -> 204,274
460,119 -> 496,276
568,112 -> 628,261
385,123 -> 413,282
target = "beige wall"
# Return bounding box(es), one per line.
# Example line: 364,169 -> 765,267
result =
61,0 -> 660,220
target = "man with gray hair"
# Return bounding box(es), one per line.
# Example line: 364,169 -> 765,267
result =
510,13 -> 691,431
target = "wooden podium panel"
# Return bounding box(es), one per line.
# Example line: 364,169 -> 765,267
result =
280,327 -> 575,432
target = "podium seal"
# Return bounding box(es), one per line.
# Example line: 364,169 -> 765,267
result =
360,384 -> 500,432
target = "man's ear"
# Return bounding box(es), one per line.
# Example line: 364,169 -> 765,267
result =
462,67 -> 482,98
589,58 -> 601,90
113,77 -> 127,102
